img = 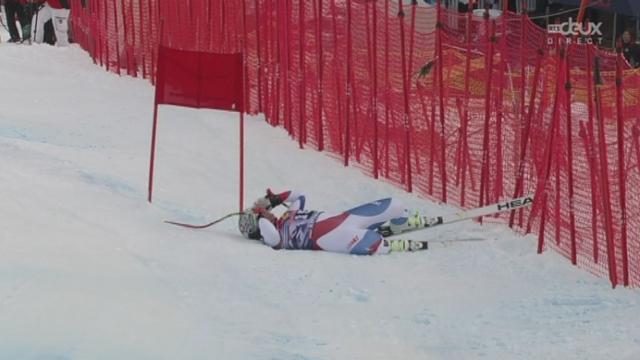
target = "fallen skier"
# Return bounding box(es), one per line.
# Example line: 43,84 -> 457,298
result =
165,190 -> 534,255
238,189 -> 429,255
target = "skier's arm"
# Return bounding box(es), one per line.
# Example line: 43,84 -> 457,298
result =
267,189 -> 306,211
258,217 -> 281,248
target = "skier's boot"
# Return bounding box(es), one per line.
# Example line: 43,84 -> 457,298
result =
379,211 -> 425,237
388,239 -> 428,252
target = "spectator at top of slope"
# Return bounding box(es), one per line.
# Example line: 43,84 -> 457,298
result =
620,30 -> 640,68
31,0 -> 71,47
4,0 -> 29,43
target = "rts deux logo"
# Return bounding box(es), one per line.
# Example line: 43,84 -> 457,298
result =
547,18 -> 604,45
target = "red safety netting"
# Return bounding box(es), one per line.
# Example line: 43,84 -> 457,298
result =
69,0 -> 640,288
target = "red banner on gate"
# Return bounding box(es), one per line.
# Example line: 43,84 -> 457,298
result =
155,47 -> 244,112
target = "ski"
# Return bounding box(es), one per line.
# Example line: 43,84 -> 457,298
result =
423,237 -> 486,243
165,212 -> 242,229
378,195 -> 534,237
389,237 -> 486,250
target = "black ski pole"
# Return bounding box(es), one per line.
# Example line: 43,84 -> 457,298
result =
32,1 -> 40,44
165,212 -> 243,229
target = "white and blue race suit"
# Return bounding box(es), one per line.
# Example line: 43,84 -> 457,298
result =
258,190 -> 408,255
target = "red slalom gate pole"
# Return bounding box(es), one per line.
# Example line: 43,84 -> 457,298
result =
565,45 -> 577,265
594,57 -> 619,288
615,48 -> 629,286
242,0 -> 250,111
147,20 -> 164,203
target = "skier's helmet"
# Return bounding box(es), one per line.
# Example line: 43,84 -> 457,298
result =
238,209 -> 261,240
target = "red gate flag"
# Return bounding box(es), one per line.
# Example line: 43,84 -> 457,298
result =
148,45 -> 245,210
155,47 -> 244,111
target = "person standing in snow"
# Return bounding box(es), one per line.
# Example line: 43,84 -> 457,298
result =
31,0 -> 69,46
620,30 -> 640,68
4,0 -> 29,43
238,189 -> 429,255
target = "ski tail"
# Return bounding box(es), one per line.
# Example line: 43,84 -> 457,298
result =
164,212 -> 242,229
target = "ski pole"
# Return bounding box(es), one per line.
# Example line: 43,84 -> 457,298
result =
165,212 -> 243,229
32,0 -> 40,44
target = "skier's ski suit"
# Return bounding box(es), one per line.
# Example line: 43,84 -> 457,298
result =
258,190 -> 410,255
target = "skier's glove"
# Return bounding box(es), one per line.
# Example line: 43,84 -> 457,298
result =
266,188 -> 284,208
253,196 -> 271,211
253,206 -> 276,223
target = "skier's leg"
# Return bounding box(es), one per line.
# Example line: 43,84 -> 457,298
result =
340,197 -> 408,230
51,8 -> 70,46
5,1 -> 22,41
313,225 -> 427,255
32,4 -> 51,44
313,225 -> 384,255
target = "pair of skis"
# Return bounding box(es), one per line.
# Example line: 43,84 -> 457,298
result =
165,195 -> 534,238
378,195 -> 534,237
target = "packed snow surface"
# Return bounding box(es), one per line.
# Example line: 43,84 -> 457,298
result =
1,34 -> 639,360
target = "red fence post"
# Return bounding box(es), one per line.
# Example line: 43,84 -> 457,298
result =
493,3 -> 509,201
315,0 -> 325,151
579,121 -> 601,263
298,0 -> 306,149
255,0 -> 263,113
459,3 -> 474,207
594,56 -> 619,288
615,47 -> 629,286
341,0 -> 353,166
384,0 -> 390,179
565,45 -> 577,265
585,44 -> 600,263
479,14 -> 496,214
371,1 -> 379,178
102,0 -> 110,72
436,0 -> 446,201
509,46 -> 544,228
398,0 -> 412,192
330,0 -> 344,154
534,45 -> 565,254
112,0 -> 122,75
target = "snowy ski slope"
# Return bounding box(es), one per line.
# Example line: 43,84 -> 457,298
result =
1,34 -> 639,360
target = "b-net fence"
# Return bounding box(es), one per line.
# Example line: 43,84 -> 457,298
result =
69,0 -> 640,287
